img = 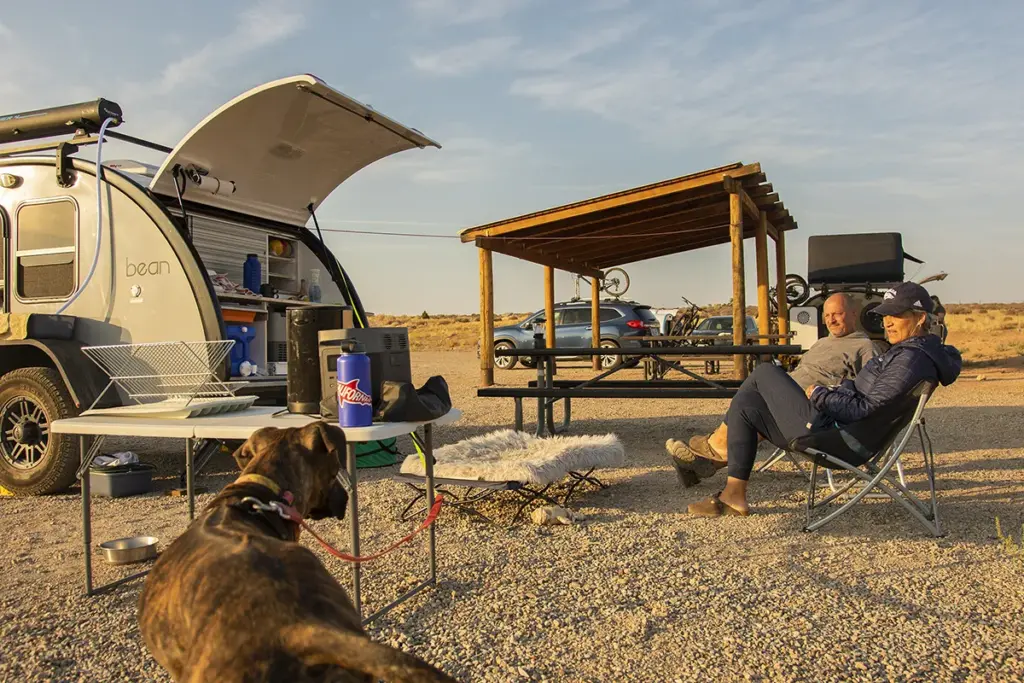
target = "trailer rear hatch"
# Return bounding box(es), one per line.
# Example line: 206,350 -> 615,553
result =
148,74 -> 439,226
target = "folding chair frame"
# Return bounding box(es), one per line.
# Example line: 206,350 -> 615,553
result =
793,382 -> 943,537
758,445 -> 908,496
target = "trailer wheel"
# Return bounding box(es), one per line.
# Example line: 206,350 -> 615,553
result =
0,368 -> 79,496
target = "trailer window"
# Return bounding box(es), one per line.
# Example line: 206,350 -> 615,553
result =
15,199 -> 77,301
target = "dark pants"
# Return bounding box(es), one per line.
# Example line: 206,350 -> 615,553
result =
724,364 -> 820,481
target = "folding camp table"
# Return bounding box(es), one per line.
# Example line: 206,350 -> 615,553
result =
51,406 -> 462,624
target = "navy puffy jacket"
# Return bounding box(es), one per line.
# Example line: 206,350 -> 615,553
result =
810,334 -> 962,425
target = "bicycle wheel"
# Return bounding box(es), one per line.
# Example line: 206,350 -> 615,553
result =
601,268 -> 630,298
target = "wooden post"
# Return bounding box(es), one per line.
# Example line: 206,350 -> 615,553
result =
729,191 -> 747,379
775,229 -> 789,338
479,248 -> 494,387
544,266 -> 556,350
591,276 -> 601,370
755,212 -> 771,347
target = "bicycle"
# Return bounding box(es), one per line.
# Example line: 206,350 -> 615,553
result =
571,267 -> 630,302
646,295 -> 716,379
667,295 -> 703,338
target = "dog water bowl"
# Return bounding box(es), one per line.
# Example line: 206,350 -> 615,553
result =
99,536 -> 159,565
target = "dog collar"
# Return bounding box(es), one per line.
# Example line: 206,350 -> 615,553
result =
229,492 -> 299,542
235,473 -> 282,495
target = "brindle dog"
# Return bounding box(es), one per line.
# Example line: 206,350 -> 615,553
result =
138,422 -> 456,683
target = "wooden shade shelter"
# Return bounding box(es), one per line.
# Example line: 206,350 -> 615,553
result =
460,162 -> 798,386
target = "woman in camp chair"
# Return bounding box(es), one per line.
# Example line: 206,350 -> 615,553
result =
671,282 -> 962,517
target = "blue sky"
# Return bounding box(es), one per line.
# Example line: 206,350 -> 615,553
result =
2,0 -> 1022,314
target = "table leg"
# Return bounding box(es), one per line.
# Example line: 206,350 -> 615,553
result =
346,441 -> 361,616
424,424 -> 437,583
81,435 -> 93,596
186,438 -> 195,521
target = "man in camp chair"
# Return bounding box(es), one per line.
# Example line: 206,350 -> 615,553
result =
668,282 -> 962,517
666,292 -> 882,480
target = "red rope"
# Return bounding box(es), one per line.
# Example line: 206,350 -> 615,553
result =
281,495 -> 444,564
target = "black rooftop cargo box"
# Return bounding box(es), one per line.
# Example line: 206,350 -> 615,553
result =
807,233 -> 905,285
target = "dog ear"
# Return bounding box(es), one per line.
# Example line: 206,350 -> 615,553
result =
300,422 -> 347,461
231,441 -> 256,471
232,428 -> 277,471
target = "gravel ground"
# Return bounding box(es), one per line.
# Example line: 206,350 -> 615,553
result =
1,351 -> 1023,682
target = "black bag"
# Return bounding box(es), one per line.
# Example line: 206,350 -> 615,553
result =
374,375 -> 452,423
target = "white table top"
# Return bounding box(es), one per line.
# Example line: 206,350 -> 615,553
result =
51,406 -> 462,443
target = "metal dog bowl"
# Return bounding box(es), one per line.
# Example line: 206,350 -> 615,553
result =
98,536 -> 159,565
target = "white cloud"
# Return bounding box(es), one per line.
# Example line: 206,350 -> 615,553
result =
495,1 -> 1024,195
518,15 -> 647,69
128,1 -> 305,98
360,135 -> 532,185
412,13 -> 646,77
411,36 -> 521,76
408,0 -> 533,25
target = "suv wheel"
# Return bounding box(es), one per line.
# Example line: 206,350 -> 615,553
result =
0,368 -> 79,495
599,340 -> 620,369
493,341 -> 518,370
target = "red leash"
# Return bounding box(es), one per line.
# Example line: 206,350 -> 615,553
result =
276,494 -> 444,564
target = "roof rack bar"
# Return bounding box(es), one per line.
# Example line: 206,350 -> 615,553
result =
0,135 -> 99,158
103,130 -> 172,154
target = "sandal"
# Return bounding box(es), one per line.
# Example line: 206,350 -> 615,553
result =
687,492 -> 750,517
666,438 -> 723,479
686,435 -> 729,470
667,453 -> 700,488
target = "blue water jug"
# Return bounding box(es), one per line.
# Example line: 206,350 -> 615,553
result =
243,254 -> 261,294
336,340 -> 373,428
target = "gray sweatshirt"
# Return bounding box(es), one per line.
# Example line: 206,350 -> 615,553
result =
789,331 -> 882,390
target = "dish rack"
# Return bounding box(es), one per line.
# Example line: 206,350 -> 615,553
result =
81,340 -> 256,418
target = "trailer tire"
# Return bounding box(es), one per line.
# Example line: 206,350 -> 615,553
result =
0,368 -> 79,496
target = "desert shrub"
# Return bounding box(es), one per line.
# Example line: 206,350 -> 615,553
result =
965,317 -> 975,323
420,311 -> 430,319
995,518 -> 1024,564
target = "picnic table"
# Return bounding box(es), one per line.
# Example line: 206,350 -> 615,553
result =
51,406 -> 461,625
480,338 -> 801,435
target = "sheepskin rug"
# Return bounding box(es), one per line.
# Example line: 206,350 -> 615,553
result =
400,429 -> 625,485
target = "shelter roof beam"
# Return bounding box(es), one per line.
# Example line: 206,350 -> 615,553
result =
474,237 -> 603,278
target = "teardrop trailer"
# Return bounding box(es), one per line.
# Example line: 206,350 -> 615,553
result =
0,74 -> 439,495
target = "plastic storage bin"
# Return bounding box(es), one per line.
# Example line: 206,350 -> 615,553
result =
89,463 -> 156,498
226,324 -> 257,376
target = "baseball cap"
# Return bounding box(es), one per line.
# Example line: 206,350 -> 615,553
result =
871,282 -> 935,317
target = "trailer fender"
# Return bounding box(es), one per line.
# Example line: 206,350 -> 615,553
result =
0,340 -> 111,411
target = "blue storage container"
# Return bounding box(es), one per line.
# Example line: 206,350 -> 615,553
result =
226,324 -> 257,376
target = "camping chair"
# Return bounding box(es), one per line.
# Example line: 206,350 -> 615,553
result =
757,444 -> 908,496
783,380 -> 942,536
